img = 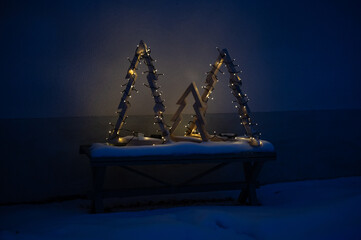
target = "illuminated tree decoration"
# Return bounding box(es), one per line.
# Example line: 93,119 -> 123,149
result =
170,82 -> 208,142
182,48 -> 261,146
107,40 -> 169,145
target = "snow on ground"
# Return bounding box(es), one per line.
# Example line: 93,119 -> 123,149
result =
1,177 -> 360,240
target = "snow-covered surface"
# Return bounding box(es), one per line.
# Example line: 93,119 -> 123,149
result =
90,139 -> 274,158
1,176 -> 360,240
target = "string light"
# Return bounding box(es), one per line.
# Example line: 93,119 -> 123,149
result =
112,43 -> 261,145
107,41 -> 170,144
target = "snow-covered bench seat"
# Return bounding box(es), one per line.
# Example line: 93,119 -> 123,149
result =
79,140 -> 276,213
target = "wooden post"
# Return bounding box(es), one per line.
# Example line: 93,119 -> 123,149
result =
238,161 -> 263,205
92,166 -> 106,213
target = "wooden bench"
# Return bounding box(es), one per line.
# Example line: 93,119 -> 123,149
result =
79,142 -> 276,213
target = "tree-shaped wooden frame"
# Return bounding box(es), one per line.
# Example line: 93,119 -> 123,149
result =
107,40 -> 169,145
170,82 -> 208,142
171,48 -> 261,146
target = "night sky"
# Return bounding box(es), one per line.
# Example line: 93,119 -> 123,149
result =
1,0 -> 360,118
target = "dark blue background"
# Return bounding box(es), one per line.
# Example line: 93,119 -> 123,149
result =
1,0 -> 360,118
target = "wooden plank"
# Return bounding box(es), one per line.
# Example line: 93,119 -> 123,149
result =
89,155 -> 275,166
80,145 -> 276,161
101,181 -> 248,198
181,162 -> 230,185
81,145 -> 276,166
120,166 -> 171,187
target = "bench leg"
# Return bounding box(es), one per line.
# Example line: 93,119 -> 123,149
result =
238,161 -> 263,205
92,166 -> 106,213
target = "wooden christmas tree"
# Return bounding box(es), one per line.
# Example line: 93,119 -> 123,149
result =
107,40 -> 169,145
171,48 -> 261,146
170,82 -> 208,142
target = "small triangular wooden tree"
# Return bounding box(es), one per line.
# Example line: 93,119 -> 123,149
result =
170,82 -> 208,142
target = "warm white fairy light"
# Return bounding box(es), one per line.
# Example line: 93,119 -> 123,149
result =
107,41 -> 170,144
